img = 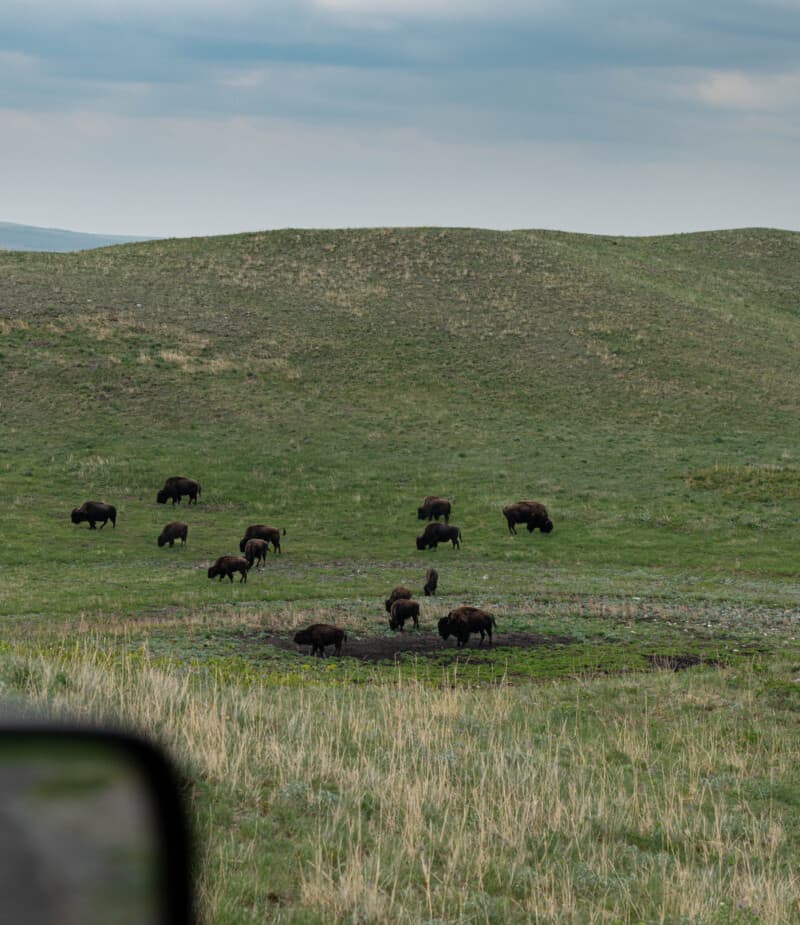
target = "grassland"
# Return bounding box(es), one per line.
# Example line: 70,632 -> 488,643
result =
1,226 -> 799,922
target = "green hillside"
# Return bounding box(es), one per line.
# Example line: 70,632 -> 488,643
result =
2,227 -> 799,612
2,227 -> 800,924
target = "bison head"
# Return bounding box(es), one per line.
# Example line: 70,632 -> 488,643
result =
238,537 -> 248,553
417,507 -> 428,520
157,534 -> 166,547
207,565 -> 219,579
70,509 -> 84,524
415,535 -> 427,550
293,630 -> 311,646
437,617 -> 452,640
541,518 -> 553,533
156,489 -> 169,504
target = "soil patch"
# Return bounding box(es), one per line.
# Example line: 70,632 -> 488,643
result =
244,631 -> 576,663
645,653 -> 724,671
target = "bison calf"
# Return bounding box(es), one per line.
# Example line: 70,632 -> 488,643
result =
207,555 -> 251,583
244,537 -> 269,569
293,623 -> 347,657
389,598 -> 420,631
384,585 -> 412,613
158,521 -> 188,547
423,567 -> 438,596
70,501 -> 117,530
438,606 -> 496,647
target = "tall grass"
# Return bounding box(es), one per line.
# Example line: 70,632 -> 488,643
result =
8,643 -> 799,923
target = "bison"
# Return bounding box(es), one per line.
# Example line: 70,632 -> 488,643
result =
243,537 -> 269,569
416,522 -> 461,550
239,524 -> 285,554
207,555 -> 250,583
423,567 -> 439,596
389,598 -> 420,631
502,501 -> 553,535
417,495 -> 452,523
70,501 -> 117,530
384,585 -> 413,613
437,606 -> 496,647
156,476 -> 201,505
293,623 -> 347,657
157,521 -> 188,547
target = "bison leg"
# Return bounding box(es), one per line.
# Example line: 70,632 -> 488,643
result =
506,520 -> 516,535
412,615 -> 419,630
88,521 -> 97,529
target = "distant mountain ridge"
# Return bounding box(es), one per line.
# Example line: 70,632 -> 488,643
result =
0,221 -> 154,252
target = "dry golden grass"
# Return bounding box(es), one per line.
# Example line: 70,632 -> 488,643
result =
11,643 -> 800,924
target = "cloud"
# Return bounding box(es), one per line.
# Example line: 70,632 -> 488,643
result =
691,68 -> 800,110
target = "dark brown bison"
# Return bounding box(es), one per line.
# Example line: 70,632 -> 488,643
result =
502,501 -> 553,535
157,521 -> 188,547
384,585 -> 412,613
239,524 -> 285,554
389,598 -> 420,631
243,537 -> 269,569
70,501 -> 117,529
207,555 -> 250,583
437,606 -> 496,647
423,568 -> 439,596
416,522 -> 461,550
156,476 -> 201,505
417,496 -> 452,523
293,623 -> 347,657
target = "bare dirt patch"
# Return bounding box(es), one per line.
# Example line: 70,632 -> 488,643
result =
244,631 -> 576,663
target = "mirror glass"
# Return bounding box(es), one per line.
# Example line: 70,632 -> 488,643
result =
0,734 -> 164,925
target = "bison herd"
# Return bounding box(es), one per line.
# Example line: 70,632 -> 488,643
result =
70,482 -> 553,658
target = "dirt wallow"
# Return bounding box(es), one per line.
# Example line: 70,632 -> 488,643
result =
241,630 -> 576,663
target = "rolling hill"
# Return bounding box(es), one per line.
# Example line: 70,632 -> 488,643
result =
2,226 -> 799,924
0,220 -> 153,252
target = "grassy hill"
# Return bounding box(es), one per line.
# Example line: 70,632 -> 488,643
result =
2,227 -> 799,604
2,227 -> 799,923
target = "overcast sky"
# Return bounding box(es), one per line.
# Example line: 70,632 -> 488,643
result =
2,0 -> 798,237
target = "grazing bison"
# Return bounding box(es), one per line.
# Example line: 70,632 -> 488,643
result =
239,524 -> 285,554
207,555 -> 250,583
437,606 -> 496,647
243,537 -> 269,569
416,522 -> 462,550
389,598 -> 420,631
156,476 -> 201,505
70,501 -> 117,530
502,501 -> 553,535
423,567 -> 439,596
385,585 -> 413,613
417,496 -> 452,523
157,521 -> 188,547
293,623 -> 347,657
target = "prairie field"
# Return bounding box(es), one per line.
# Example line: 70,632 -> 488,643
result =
1,227 -> 799,923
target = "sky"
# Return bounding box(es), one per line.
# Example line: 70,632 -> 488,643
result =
2,0 -> 799,238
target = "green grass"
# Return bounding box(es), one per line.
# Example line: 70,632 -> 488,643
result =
2,226 -> 800,922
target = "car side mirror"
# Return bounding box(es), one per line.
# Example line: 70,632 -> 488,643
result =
0,724 -> 193,924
